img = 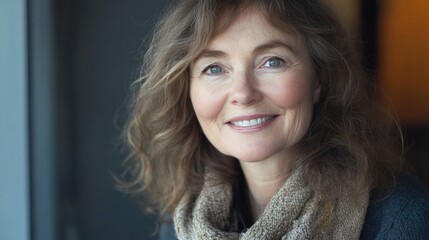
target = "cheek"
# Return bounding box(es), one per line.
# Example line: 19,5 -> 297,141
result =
190,82 -> 225,122
267,77 -> 313,108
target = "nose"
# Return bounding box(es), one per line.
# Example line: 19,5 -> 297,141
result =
230,70 -> 263,105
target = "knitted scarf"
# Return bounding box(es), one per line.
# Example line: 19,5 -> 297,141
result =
173,169 -> 369,240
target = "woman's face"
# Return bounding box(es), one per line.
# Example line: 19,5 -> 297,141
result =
190,7 -> 320,163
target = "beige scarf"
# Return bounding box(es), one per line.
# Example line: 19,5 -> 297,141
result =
174,169 -> 369,240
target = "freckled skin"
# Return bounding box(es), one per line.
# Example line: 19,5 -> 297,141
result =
190,7 -> 320,163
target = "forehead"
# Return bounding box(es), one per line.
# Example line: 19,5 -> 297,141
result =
205,6 -> 302,52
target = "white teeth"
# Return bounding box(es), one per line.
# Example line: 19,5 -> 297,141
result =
231,116 -> 274,127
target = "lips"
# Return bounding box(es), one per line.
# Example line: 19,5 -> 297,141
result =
230,116 -> 274,127
227,114 -> 278,128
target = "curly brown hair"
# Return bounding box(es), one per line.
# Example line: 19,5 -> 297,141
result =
123,0 -> 403,215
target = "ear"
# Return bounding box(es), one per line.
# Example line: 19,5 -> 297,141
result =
312,79 -> 321,104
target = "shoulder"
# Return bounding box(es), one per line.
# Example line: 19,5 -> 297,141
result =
360,173 -> 429,240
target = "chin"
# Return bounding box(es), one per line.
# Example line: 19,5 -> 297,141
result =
231,149 -> 280,163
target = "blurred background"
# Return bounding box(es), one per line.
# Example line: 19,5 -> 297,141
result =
0,0 -> 428,240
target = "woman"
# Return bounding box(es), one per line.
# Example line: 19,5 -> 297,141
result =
124,0 -> 429,239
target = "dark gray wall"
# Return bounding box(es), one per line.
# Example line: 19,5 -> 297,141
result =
30,0 -> 167,240
67,1 -> 166,239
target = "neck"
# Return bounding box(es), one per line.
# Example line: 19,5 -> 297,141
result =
239,157 -> 291,220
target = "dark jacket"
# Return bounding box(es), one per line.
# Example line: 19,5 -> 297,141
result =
360,173 -> 429,239
160,173 -> 429,240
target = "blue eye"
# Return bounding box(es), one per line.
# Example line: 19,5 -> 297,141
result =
263,57 -> 285,68
203,65 -> 224,75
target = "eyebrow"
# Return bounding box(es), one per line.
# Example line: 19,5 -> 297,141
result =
197,49 -> 228,59
195,39 -> 297,61
253,40 -> 297,55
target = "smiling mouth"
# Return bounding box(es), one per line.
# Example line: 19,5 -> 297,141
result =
230,116 -> 275,127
